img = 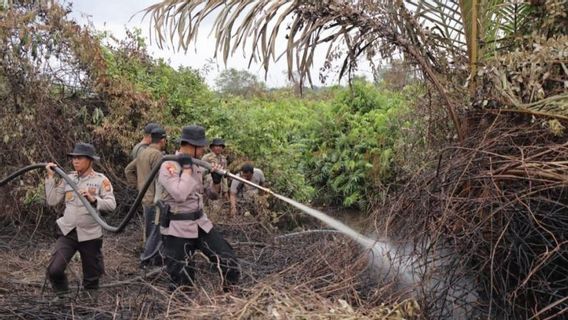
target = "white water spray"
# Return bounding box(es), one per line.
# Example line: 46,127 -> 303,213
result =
272,194 -> 416,287
218,167 -> 479,317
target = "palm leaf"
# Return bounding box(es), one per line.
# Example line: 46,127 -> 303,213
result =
482,0 -> 534,54
404,0 -> 535,62
142,1 -> 409,84
142,0 -> 465,139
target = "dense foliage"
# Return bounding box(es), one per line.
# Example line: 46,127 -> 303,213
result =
302,82 -> 422,208
109,54 -> 419,206
97,31 -> 421,207
0,2 -> 420,227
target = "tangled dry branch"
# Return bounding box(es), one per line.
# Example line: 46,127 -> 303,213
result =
377,111 -> 568,319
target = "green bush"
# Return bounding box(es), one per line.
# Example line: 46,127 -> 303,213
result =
302,80 -> 419,208
98,35 -> 422,208
1,3 -> 426,225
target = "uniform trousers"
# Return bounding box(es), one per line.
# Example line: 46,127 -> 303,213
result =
46,228 -> 104,292
140,205 -> 162,265
164,227 -> 240,288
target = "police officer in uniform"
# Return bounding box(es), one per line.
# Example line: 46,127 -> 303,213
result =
125,127 -> 167,267
45,143 -> 116,294
158,125 -> 240,291
131,122 -> 160,160
202,138 -> 229,199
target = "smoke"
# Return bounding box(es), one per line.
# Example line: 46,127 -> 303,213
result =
273,193 -> 481,318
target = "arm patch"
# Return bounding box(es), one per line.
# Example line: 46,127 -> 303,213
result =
102,178 -> 112,192
165,163 -> 178,176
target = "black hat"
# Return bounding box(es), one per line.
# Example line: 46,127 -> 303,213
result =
150,127 -> 167,139
180,125 -> 207,147
210,138 -> 225,148
143,123 -> 160,134
241,163 -> 254,173
67,142 -> 100,161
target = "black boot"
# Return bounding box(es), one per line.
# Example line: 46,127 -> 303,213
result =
50,276 -> 70,296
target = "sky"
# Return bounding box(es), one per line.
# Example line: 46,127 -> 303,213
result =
67,0 -> 371,89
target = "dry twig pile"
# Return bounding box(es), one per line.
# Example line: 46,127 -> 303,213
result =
0,212 -> 420,319
379,112 -> 568,319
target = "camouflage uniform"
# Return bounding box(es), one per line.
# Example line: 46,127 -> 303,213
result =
202,152 -> 229,196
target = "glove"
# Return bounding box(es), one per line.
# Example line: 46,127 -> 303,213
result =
211,172 -> 223,184
177,154 -> 193,169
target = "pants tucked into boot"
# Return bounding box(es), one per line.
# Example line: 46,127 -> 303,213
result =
46,229 -> 104,292
164,227 -> 240,289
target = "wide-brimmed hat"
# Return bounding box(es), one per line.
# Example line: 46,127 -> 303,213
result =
143,122 -> 160,134
209,138 -> 225,148
67,142 -> 100,161
180,125 -> 207,147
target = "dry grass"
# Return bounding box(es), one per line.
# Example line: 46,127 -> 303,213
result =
0,204 -> 420,319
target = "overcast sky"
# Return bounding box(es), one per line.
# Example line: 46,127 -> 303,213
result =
66,0 -> 323,87
67,0 -> 371,88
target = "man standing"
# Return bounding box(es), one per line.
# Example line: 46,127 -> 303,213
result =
229,163 -> 265,216
202,138 -> 229,199
130,122 -> 160,160
125,127 -> 167,267
158,125 -> 239,291
45,143 -> 116,294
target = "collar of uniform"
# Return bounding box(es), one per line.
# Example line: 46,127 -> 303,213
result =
76,168 -> 95,179
148,144 -> 162,151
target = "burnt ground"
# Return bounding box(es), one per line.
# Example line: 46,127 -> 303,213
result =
0,202 -> 420,319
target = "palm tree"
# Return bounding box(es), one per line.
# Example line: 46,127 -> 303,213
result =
142,0 -> 539,140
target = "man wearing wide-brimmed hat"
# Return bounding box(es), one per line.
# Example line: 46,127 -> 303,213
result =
157,125 -> 240,291
130,122 -> 160,160
125,127 -> 168,268
44,142 -> 116,295
202,138 -> 229,200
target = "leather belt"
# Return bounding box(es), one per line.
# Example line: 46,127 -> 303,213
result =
169,209 -> 203,221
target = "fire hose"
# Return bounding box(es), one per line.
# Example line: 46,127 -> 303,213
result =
1,155 -> 391,282
0,155 -> 272,233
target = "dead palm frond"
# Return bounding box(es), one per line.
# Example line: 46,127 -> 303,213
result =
405,0 -> 467,59
142,0 -> 466,140
142,1 -> 394,84
141,0 -> 538,139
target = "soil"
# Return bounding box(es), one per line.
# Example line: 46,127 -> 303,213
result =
0,202 -> 418,319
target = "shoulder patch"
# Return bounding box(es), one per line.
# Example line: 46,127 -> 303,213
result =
165,162 -> 178,176
102,178 -> 112,192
